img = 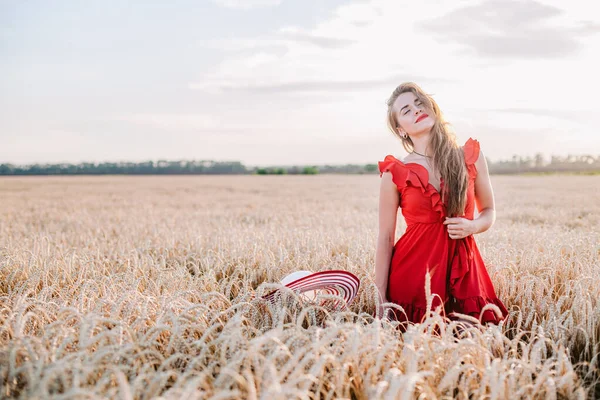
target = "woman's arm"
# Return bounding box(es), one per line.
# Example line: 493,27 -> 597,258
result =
374,171 -> 399,301
472,149 -> 496,234
444,148 -> 496,238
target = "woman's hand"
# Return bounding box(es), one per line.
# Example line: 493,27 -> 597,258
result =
443,217 -> 477,240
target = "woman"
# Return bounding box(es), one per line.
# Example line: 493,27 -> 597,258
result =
374,82 -> 508,328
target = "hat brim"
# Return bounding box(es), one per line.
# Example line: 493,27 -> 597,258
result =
263,270 -> 360,308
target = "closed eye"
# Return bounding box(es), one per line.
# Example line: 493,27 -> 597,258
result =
403,100 -> 423,115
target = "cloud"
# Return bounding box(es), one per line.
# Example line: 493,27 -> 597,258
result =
210,0 -> 282,10
113,111 -> 317,136
0,129 -> 99,164
417,0 -> 599,59
574,20 -> 600,35
117,113 -> 223,131
278,27 -> 356,49
488,107 -> 580,122
190,74 -> 454,94
449,121 -> 570,161
192,1 -> 464,97
198,29 -> 355,53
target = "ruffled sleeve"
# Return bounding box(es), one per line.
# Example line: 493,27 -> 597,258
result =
378,155 -> 409,191
462,138 -> 480,178
378,154 -> 446,217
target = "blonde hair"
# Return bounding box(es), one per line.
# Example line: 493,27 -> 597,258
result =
386,82 -> 468,217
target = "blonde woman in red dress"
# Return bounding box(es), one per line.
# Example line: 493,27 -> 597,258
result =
375,82 -> 508,328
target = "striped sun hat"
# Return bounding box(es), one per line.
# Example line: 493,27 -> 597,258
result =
262,270 -> 360,309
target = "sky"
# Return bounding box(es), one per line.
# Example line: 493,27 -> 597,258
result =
1,0 -> 599,167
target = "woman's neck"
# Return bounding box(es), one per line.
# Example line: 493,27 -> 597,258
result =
410,132 -> 432,156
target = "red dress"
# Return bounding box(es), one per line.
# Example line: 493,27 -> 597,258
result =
378,137 -> 508,325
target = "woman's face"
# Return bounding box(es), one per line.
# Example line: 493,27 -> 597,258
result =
392,91 -> 434,137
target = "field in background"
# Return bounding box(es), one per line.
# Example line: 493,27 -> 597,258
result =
1,174 -> 599,399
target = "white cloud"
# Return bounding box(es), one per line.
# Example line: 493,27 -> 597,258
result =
196,0 -> 599,95
189,0 -> 600,161
114,110 -> 327,137
0,129 -> 97,164
417,0 -> 600,60
3,0 -> 598,164
192,1 -> 473,95
210,0 -> 283,10
117,113 -> 223,131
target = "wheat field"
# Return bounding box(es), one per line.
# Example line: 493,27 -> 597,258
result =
1,174 -> 599,399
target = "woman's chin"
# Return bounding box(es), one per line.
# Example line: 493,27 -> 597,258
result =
414,119 -> 434,131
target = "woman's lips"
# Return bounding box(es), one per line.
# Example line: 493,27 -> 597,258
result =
415,113 -> 429,123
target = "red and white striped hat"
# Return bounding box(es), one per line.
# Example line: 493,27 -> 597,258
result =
262,270 -> 360,309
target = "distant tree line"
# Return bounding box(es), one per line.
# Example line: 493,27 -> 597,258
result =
0,153 -> 598,175
485,154 -> 600,174
0,160 -> 247,175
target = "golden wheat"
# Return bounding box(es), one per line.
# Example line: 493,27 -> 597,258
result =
0,174 -> 598,399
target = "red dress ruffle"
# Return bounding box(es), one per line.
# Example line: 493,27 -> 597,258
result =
378,138 -> 509,327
